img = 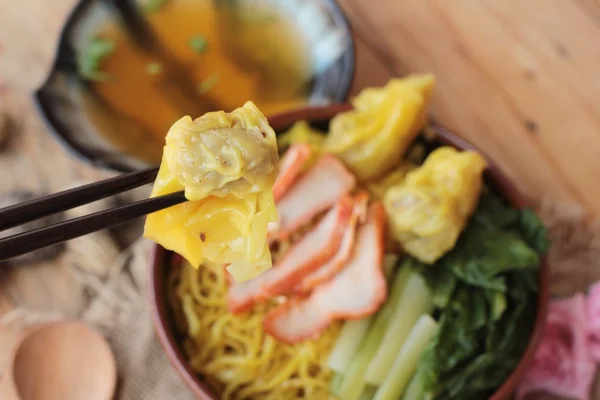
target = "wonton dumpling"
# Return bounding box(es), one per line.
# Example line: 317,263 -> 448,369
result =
144,102 -> 279,282
277,120 -> 325,170
383,147 -> 487,264
324,74 -> 434,182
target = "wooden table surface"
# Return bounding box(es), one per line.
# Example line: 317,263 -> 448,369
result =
0,0 -> 599,376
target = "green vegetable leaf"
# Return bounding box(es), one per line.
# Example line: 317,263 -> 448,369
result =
444,195 -> 540,291
189,35 -> 208,54
142,0 -> 169,13
447,229 -> 538,291
433,288 -> 483,372
487,290 -> 507,321
519,208 -> 549,254
473,192 -> 519,229
77,37 -> 115,81
145,62 -> 163,75
419,259 -> 456,308
412,193 -> 548,400
197,73 -> 220,94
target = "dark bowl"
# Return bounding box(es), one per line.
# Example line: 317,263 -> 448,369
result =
34,0 -> 355,173
149,104 -> 550,400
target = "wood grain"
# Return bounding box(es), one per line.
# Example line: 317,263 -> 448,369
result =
338,0 -> 600,213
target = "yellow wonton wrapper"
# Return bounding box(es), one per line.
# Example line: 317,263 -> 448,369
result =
325,74 -> 435,182
277,120 -> 325,170
144,102 -> 279,282
383,147 -> 487,264
366,162 -> 415,201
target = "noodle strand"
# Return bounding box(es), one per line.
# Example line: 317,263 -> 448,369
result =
172,261 -> 339,399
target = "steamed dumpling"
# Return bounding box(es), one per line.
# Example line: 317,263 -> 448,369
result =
144,102 -> 279,282
384,147 -> 487,264
324,74 -> 434,182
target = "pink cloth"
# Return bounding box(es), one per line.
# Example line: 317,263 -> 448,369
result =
517,293 -> 596,400
587,281 -> 600,361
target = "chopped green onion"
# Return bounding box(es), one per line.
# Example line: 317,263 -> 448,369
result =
197,73 -> 220,94
189,35 -> 208,54
77,37 -> 115,81
145,62 -> 163,75
143,0 -> 169,13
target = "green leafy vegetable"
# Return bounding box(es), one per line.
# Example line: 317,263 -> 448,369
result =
473,191 -> 520,228
197,73 -> 220,94
142,0 -> 169,13
489,290 -> 507,321
443,198 -> 540,292
189,35 -> 208,54
418,258 -> 456,308
77,37 -> 115,81
412,193 -> 548,400
145,62 -> 163,75
519,208 -> 550,253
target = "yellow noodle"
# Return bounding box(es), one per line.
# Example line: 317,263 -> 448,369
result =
167,268 -> 188,332
171,260 -> 340,399
182,294 -> 201,336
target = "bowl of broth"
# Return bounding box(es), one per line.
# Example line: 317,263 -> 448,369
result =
35,0 -> 354,172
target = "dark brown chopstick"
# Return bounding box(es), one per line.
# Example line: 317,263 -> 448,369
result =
0,165 -> 192,263
0,190 -> 186,263
0,167 -> 159,231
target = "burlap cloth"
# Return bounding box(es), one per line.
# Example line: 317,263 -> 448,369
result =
1,198 -> 600,400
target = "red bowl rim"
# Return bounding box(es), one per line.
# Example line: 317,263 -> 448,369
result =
148,103 -> 550,400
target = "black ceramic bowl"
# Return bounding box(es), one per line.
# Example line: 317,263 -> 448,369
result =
34,0 -> 355,173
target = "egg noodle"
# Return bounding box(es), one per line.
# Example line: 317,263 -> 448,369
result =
169,258 -> 340,400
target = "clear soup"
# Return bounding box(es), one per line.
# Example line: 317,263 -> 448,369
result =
82,0 -> 312,164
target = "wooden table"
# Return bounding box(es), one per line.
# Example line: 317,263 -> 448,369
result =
0,0 -> 599,361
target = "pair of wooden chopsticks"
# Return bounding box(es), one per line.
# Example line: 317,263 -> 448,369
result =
0,167 -> 186,263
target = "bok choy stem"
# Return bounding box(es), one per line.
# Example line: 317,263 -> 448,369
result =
365,271 -> 433,384
336,262 -> 412,400
373,314 -> 439,400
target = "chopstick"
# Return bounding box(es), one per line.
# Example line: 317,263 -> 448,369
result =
0,167 -> 159,231
0,167 -> 187,263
